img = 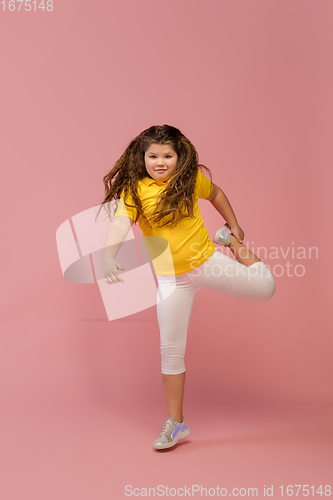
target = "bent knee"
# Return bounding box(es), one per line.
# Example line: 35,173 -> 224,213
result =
264,278 -> 276,301
258,275 -> 276,302
248,263 -> 276,302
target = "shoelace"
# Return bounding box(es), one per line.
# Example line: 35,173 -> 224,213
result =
159,418 -> 177,439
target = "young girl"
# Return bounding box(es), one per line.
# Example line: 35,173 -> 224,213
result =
97,124 -> 276,451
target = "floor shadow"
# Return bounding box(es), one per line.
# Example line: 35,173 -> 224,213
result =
77,318 -> 153,322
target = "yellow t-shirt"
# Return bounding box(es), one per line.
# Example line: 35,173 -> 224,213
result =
113,169 -> 216,276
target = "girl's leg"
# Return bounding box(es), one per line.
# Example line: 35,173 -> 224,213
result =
188,248 -> 276,302
162,372 -> 185,423
156,275 -> 197,422
228,234 -> 262,267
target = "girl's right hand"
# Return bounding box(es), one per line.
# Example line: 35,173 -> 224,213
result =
103,258 -> 125,284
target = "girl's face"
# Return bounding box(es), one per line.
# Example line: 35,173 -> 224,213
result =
144,143 -> 178,183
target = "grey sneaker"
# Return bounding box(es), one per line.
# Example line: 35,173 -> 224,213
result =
153,417 -> 190,450
213,223 -> 233,247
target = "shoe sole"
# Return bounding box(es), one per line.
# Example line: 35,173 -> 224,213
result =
153,428 -> 191,450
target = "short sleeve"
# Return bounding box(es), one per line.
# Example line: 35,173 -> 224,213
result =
195,170 -> 213,199
113,188 -> 138,221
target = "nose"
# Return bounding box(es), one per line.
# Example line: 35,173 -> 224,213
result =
156,158 -> 165,166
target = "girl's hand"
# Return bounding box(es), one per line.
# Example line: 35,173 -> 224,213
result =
103,257 -> 126,284
230,224 -> 244,243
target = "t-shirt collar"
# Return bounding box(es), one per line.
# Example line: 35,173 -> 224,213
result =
141,176 -> 168,187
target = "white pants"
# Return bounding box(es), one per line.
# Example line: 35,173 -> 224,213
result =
156,248 -> 276,375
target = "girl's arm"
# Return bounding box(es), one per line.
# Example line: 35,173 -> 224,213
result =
103,215 -> 134,284
207,184 -> 244,242
103,215 -> 134,260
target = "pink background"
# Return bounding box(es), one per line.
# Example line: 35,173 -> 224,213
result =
1,0 -> 332,498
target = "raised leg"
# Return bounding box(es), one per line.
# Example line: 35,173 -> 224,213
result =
188,249 -> 276,302
228,234 -> 262,267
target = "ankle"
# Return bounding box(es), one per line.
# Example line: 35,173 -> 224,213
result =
229,233 -> 240,246
169,415 -> 183,423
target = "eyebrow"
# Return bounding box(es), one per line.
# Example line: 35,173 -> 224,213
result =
147,151 -> 174,155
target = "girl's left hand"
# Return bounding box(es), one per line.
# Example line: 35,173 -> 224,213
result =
230,224 -> 244,243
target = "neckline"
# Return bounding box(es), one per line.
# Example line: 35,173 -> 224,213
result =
143,175 -> 168,186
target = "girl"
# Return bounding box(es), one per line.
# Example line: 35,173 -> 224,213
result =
97,124 -> 276,451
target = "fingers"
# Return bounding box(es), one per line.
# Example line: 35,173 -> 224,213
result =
105,273 -> 124,284
232,230 -> 244,243
231,232 -> 244,244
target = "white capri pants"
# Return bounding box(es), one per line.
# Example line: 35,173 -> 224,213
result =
156,248 -> 276,375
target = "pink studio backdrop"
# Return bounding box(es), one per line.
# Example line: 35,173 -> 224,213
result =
0,1 -> 332,499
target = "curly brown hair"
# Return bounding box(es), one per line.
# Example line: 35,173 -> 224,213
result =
95,124 -> 212,229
